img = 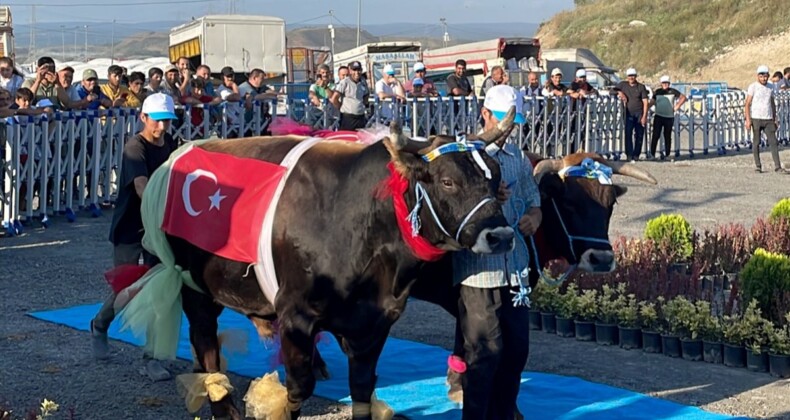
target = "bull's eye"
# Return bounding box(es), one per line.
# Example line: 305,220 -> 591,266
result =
441,178 -> 455,189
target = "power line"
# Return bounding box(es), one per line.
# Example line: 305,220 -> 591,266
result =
7,0 -> 217,7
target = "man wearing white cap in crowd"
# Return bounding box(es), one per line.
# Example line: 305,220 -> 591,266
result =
91,93 -> 180,381
330,60 -> 369,130
542,67 -> 567,97
453,84 -> 540,419
566,69 -> 599,152
405,62 -> 438,96
648,75 -> 686,161
615,68 -> 649,161
746,65 -> 787,173
374,64 -> 405,123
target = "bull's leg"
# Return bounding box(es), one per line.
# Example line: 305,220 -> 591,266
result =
345,336 -> 388,420
182,286 -> 241,420
312,346 -> 330,380
279,314 -> 319,419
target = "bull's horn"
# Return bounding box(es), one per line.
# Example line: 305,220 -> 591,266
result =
468,105 -> 516,144
389,120 -> 429,154
608,161 -> 658,185
533,159 -> 564,182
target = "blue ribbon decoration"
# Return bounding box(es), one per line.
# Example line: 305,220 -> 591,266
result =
559,158 -> 613,185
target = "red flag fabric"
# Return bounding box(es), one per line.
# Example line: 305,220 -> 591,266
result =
162,146 -> 287,263
104,264 -> 151,294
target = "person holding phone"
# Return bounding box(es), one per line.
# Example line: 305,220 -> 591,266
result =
69,68 -> 112,110
100,64 -> 131,109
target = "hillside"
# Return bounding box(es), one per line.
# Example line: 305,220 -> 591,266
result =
537,0 -> 790,87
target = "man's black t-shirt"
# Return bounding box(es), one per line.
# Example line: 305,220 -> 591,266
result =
446,74 -> 472,97
109,133 -> 178,245
615,81 -> 649,115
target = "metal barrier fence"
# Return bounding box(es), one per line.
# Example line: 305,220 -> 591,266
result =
3,91 -> 790,234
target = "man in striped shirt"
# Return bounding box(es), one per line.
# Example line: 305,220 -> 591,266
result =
452,85 -> 542,419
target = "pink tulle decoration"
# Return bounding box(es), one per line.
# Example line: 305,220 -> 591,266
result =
269,117 -> 315,136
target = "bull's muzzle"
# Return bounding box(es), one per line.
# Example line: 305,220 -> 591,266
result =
577,249 -> 616,273
471,226 -> 515,254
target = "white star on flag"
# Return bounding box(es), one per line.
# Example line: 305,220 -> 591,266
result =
208,188 -> 227,211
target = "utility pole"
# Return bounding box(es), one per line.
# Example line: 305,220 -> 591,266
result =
110,19 -> 116,65
74,27 -> 78,60
328,10 -> 336,68
60,25 -> 65,61
84,25 -> 88,62
356,0 -> 362,47
440,18 -> 449,48
27,5 -> 35,63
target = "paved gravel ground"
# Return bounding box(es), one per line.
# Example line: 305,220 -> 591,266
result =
2,146 -> 790,419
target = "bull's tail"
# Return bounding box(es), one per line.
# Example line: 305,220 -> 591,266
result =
115,142 -> 207,360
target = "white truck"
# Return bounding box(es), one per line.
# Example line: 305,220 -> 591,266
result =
0,6 -> 15,61
540,48 -> 620,92
168,14 -> 287,81
422,37 -> 542,95
332,42 -> 422,89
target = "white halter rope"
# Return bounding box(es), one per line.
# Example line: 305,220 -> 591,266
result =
407,138 -> 496,244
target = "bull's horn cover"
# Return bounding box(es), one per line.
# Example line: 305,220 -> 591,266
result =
471,105 -> 516,144
608,161 -> 658,185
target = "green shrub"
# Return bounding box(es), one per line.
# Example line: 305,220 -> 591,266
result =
617,293 -> 639,328
598,283 -> 626,325
531,282 -> 562,313
740,248 -> 790,322
662,296 -> 697,338
638,298 -> 662,332
576,289 -> 599,322
644,214 -> 693,260
556,284 -> 579,319
694,301 -> 722,342
769,198 -> 790,222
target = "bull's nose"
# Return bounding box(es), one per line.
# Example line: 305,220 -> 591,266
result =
471,227 -> 515,254
578,249 -> 616,272
486,227 -> 515,253
588,251 -> 614,266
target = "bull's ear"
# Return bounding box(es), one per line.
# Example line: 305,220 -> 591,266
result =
613,184 -> 628,197
540,173 -> 565,199
383,122 -> 434,176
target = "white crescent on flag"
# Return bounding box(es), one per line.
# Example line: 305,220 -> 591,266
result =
182,169 -> 218,217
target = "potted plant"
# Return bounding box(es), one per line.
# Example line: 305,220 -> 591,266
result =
768,313 -> 790,378
574,289 -> 598,342
722,314 -> 748,368
528,282 -> 544,330
742,300 -> 772,372
539,283 -> 562,334
555,284 -> 578,338
696,301 -> 724,364
595,284 -> 623,346
617,292 -> 642,350
678,298 -> 704,362
639,299 -> 663,354
660,296 -> 684,358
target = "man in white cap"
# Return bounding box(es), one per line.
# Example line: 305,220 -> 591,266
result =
746,65 -> 787,173
405,62 -> 437,96
91,93 -> 180,380
615,68 -> 649,161
453,84 -> 541,419
542,67 -> 566,97
374,63 -> 405,123
648,76 -> 686,161
566,69 -> 598,151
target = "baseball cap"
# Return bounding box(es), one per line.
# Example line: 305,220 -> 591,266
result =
59,65 -> 75,73
483,85 -> 525,125
349,61 -> 363,71
164,64 -> 178,73
575,69 -> 587,78
626,68 -> 638,76
550,68 -> 563,76
220,66 -> 234,77
414,62 -> 426,72
82,69 -> 98,81
660,75 -> 671,83
412,78 -> 424,86
757,65 -> 770,74
141,93 -> 177,121
383,64 -> 395,75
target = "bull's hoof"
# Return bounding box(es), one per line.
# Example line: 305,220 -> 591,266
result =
446,368 -> 463,403
314,364 -> 331,381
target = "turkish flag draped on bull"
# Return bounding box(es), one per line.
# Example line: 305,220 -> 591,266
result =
162,146 -> 286,263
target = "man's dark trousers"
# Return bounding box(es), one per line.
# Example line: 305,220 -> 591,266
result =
624,112 -> 645,160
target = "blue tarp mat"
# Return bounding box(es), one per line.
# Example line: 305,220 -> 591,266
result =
29,303 -> 746,420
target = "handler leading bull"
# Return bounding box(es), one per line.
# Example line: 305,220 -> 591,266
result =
115,108 -> 522,419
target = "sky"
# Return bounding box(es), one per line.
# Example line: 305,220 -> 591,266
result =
5,0 -> 575,27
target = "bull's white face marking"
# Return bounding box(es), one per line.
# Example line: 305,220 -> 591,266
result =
577,249 -> 616,273
471,226 -> 516,254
